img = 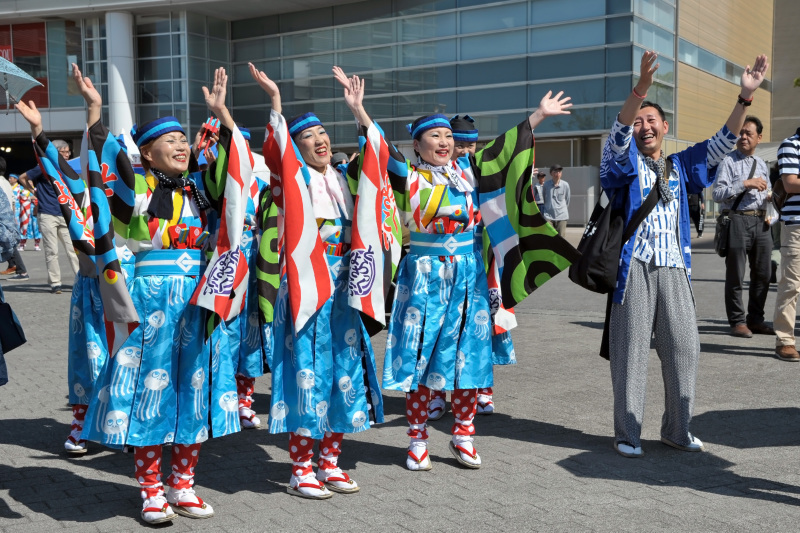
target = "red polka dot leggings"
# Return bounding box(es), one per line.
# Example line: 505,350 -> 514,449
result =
236,375 -> 255,410
430,387 -> 492,404
134,443 -> 201,499
407,385 -> 477,438
288,431 -> 344,476
67,404 -> 88,444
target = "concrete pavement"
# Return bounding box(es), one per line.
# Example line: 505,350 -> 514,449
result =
1,227 -> 799,532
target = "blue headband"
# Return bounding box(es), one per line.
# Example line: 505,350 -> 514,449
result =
239,127 -> 251,140
288,113 -> 323,137
131,117 -> 185,148
450,114 -> 478,142
406,114 -> 452,140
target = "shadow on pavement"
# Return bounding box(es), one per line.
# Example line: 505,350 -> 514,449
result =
700,342 -> 775,358
0,283 -> 73,294
692,407 -> 800,449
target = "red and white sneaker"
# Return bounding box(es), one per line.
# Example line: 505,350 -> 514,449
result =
166,487 -> 214,518
449,434 -> 481,469
406,439 -> 432,471
476,393 -> 494,415
287,472 -> 333,499
316,467 -> 359,493
239,406 -> 262,429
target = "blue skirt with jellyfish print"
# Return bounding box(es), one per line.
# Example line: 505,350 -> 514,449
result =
82,270 -> 241,449
267,253 -> 384,440
382,245 -> 495,393
67,274 -> 109,406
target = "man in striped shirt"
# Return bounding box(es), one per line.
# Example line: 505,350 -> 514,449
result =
600,50 -> 769,458
773,127 -> 800,361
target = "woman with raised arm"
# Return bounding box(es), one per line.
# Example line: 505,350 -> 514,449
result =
379,92 -> 577,472
17,65 -> 252,524
248,63 -> 390,499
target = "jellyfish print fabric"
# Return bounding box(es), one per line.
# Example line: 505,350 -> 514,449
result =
82,273 -> 238,448
268,254 -> 384,440
67,275 -> 110,406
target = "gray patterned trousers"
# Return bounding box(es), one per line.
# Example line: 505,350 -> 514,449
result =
609,258 -> 700,448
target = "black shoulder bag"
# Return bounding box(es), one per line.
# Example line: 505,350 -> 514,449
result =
714,159 -> 757,258
568,176 -> 660,294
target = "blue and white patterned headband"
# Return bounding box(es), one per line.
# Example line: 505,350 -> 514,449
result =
239,127 -> 251,140
131,117 -> 185,148
450,114 -> 478,143
406,114 -> 452,140
288,113 -> 323,137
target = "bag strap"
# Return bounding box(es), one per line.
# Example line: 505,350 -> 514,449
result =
620,157 -> 669,244
729,159 -> 758,212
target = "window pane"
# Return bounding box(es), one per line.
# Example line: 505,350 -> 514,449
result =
172,34 -> 184,56
336,21 -> 395,49
173,81 -> 186,102
462,30 -> 526,60
364,70 -> 395,95
399,13 -> 456,41
528,78 -> 604,106
530,21 -> 604,53
633,19 -> 673,57
138,81 -> 172,104
233,37 -> 280,62
606,16 -> 632,44
280,77 -> 334,101
46,20 -> 83,108
607,0 -> 632,14
188,57 -> 207,81
634,0 -> 675,31
395,66 -> 456,92
233,84 -> 270,107
396,0 -> 455,16
460,2 -> 526,34
534,106 -> 605,133
337,46 -> 395,73
172,57 -> 185,78
208,17 -> 227,40
634,46 -> 673,82
171,13 -> 184,33
138,58 -> 172,80
136,15 -> 170,35
186,12 -> 205,35
605,75 -> 632,101
606,46 -> 632,72
232,16 -> 279,40
233,60 -> 280,84
532,0 -> 606,24
528,49 -> 605,79
208,39 -> 228,63
458,58 -> 527,87
460,86 -> 526,112
395,91 -> 456,117
138,35 -> 171,57
187,33 -> 206,58
282,54 -> 335,78
282,29 -> 333,56
401,39 -> 455,67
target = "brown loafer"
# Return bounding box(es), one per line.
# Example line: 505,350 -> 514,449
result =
730,324 -> 753,338
775,345 -> 800,362
747,322 -> 775,335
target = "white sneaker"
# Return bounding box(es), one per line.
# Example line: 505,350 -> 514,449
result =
141,494 -> 176,524
34,245 -> 41,251
166,487 -> 214,518
287,472 -> 333,499
661,434 -> 704,452
449,434 -> 481,469
406,439 -> 432,471
239,406 -> 262,429
316,467 -> 359,493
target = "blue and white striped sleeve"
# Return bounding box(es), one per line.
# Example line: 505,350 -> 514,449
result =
778,139 -> 800,177
606,118 -> 633,163
706,126 -> 738,169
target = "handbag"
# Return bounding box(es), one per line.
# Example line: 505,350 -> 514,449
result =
568,180 -> 660,294
0,295 -> 26,354
772,176 -> 793,212
714,159 -> 757,258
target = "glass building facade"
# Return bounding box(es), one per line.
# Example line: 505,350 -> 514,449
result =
227,0 -> 678,154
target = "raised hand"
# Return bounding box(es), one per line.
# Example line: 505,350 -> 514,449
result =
740,54 -> 769,97
537,91 -> 572,118
248,62 -> 281,113
15,100 -> 43,137
202,67 -> 228,117
333,66 -> 370,127
636,50 -> 659,92
71,63 -> 102,108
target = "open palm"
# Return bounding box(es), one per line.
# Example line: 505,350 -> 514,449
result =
538,91 -> 572,118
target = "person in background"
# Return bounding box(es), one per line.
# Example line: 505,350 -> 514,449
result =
773,126 -> 800,362
543,164 -> 570,238
533,170 -> 547,213
712,115 -> 773,339
18,140 -> 79,293
0,162 -> 28,280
